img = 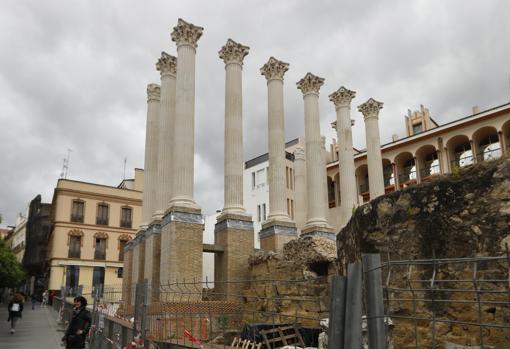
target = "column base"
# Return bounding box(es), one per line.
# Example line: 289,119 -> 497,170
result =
259,220 -> 297,252
214,213 -> 254,301
160,206 -> 203,301
301,225 -> 336,240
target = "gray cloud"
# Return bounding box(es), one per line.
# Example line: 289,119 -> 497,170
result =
1,0 -> 509,225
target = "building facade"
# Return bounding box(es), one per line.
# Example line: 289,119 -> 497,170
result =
244,102 -> 510,233
243,138 -> 303,246
47,170 -> 143,293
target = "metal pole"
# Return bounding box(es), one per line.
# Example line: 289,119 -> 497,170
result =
344,262 -> 363,348
362,253 -> 388,349
328,275 -> 347,349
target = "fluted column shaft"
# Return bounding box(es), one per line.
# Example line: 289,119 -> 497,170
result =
142,84 -> 160,226
303,92 -> 328,227
170,44 -> 199,207
365,116 -> 384,197
338,104 -> 358,218
359,98 -> 385,199
154,53 -> 177,218
330,87 -> 357,225
293,147 -> 307,230
267,78 -> 290,220
219,40 -> 249,214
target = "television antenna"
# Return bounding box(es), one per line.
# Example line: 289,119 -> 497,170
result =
60,148 -> 72,179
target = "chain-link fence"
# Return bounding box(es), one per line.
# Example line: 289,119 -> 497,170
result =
53,251 -> 509,349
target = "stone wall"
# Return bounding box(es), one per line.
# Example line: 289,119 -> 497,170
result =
243,236 -> 336,326
337,159 -> 510,348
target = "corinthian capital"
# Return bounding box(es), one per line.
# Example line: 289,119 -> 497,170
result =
147,83 -> 161,102
170,18 -> 204,48
260,57 -> 289,81
219,39 -> 249,65
358,98 -> 384,119
329,86 -> 356,108
296,73 -> 325,95
156,52 -> 177,76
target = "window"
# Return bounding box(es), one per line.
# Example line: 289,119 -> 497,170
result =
68,236 -> 81,258
117,267 -> 123,278
252,172 -> 256,189
257,205 -> 261,222
253,169 -> 266,189
119,239 -> 128,261
262,203 -> 267,221
71,200 -> 84,223
92,267 -> 105,296
96,203 -> 109,225
120,207 -> 132,228
94,236 -> 107,260
412,122 -> 423,134
65,266 -> 80,290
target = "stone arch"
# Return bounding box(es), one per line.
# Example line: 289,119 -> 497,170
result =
394,151 -> 416,187
472,126 -> 501,161
446,134 -> 472,168
355,164 -> 369,202
382,158 -> 394,188
502,119 -> 510,156
68,229 -> 84,246
415,144 -> 439,180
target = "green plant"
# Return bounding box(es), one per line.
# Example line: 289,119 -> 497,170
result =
451,164 -> 461,177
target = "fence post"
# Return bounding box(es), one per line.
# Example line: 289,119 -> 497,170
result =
362,253 -> 387,349
328,275 -> 347,349
344,262 -> 362,348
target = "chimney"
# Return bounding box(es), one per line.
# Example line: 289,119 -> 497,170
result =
472,106 -> 480,114
392,134 -> 399,142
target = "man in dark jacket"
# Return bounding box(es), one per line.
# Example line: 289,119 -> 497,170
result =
62,296 -> 91,349
7,293 -> 24,334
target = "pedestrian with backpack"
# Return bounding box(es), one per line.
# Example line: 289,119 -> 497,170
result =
7,293 -> 24,334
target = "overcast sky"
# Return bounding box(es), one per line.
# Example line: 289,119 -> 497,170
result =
1,0 -> 509,227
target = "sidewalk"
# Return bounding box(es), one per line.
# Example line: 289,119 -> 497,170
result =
0,304 -> 64,348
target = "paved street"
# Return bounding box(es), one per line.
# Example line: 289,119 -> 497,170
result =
0,304 -> 64,348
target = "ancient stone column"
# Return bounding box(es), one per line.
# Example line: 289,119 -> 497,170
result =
160,19 -> 204,291
358,98 -> 385,199
214,39 -> 254,301
219,39 -> 249,215
258,57 -> 297,251
168,18 -> 203,209
329,86 -> 357,226
293,147 -> 307,231
153,53 -> 177,220
297,73 -> 332,238
141,84 -> 161,228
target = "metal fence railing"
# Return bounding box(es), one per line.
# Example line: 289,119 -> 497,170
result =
53,250 -> 509,349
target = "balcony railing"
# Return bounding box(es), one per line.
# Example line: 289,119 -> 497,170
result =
70,215 -> 84,223
96,217 -> 108,226
94,250 -> 106,260
398,170 -> 416,185
419,164 -> 440,179
359,183 -> 369,194
476,146 -> 502,162
120,220 -> 132,228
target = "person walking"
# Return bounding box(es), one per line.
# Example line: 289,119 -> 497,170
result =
7,293 -> 24,334
62,296 -> 91,349
30,293 -> 37,310
41,290 -> 48,307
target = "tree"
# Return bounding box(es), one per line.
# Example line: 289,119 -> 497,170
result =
0,239 -> 25,288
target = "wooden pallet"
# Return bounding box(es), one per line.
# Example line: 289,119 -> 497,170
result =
259,325 -> 305,349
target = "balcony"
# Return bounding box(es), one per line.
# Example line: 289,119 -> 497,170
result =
96,217 -> 108,226
120,220 -> 132,229
70,215 -> 84,223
